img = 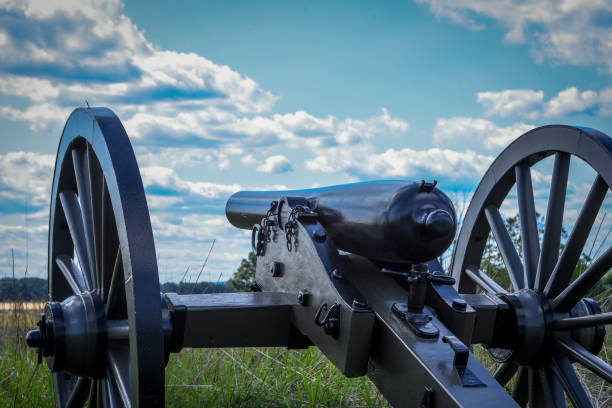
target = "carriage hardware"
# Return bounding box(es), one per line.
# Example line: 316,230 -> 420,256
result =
285,204 -> 309,252
25,108 -> 612,408
314,302 -> 341,338
252,200 -> 278,255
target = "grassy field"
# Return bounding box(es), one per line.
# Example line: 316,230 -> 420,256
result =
1,302 -> 610,407
0,304 -> 389,407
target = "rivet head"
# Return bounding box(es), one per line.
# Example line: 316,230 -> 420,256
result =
452,298 -> 467,311
313,229 -> 327,242
298,290 -> 310,305
331,269 -> 344,280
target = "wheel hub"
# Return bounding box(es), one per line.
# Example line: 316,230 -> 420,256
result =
495,289 -> 606,366
26,291 -> 107,378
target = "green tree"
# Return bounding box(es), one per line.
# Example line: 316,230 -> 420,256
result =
227,251 -> 257,291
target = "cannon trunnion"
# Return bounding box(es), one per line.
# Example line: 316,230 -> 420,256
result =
26,108 -> 612,408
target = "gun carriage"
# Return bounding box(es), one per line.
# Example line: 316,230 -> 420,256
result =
26,108 -> 612,407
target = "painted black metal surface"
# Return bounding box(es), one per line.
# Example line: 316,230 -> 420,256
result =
226,180 -> 457,266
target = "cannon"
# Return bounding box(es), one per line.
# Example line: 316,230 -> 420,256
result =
25,107 -> 611,407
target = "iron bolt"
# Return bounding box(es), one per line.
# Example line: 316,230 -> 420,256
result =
297,290 -> 310,305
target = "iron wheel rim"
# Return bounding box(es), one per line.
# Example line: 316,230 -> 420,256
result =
451,125 -> 612,407
48,108 -> 165,407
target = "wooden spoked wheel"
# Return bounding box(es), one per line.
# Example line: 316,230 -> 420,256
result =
45,108 -> 165,407
452,125 -> 612,407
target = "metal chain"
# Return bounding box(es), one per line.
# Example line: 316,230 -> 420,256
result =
262,201 -> 278,244
285,205 -> 308,252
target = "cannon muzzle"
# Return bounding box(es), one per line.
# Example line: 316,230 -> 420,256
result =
226,180 -> 456,265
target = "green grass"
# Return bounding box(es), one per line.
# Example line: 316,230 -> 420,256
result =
1,303 -> 610,407
0,305 -> 388,407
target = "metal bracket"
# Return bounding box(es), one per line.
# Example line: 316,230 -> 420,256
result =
392,302 -> 439,339
442,336 -> 486,387
315,302 -> 340,338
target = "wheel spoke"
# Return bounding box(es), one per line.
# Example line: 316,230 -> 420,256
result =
549,354 -> 594,408
65,377 -> 91,408
556,337 -> 612,383
493,361 -> 517,385
536,152 -> 570,291
528,368 -> 550,408
485,205 -> 525,290
545,175 -> 608,298
465,266 -> 509,294
59,190 -> 94,290
88,379 -> 98,408
550,246 -> 612,311
56,255 -> 87,294
101,179 -> 118,304
88,145 -> 105,295
511,366 -> 528,407
105,248 -> 125,318
552,311 -> 612,330
538,366 -> 566,408
107,344 -> 131,408
72,148 -> 97,289
515,164 -> 540,288
104,373 -> 120,408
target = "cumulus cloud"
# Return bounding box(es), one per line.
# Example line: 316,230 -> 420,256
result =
0,0 -> 418,279
433,117 -> 534,151
0,151 -> 54,209
305,144 -> 493,181
477,89 -> 544,119
416,0 -> 612,74
256,155 -> 293,174
141,166 -> 241,199
545,87 -> 599,117
476,87 -> 612,118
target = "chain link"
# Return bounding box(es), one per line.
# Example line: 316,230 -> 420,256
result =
262,201 -> 278,244
285,205 -> 308,252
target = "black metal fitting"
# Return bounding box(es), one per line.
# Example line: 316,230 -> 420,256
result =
407,263 -> 428,313
452,298 -> 468,311
331,269 -> 344,280
314,302 -> 340,338
312,229 -> 327,242
352,299 -> 368,309
297,290 -> 310,306
418,180 -> 437,193
270,261 -> 283,277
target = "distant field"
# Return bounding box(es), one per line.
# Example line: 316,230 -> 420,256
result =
0,302 -> 44,311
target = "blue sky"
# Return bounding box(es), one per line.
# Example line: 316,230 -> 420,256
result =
0,0 -> 610,282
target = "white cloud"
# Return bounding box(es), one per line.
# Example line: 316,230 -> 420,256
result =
240,154 -> 258,166
256,155 -> 293,174
141,166 -> 241,199
0,151 -> 54,207
433,117 -> 534,151
416,0 -> 612,74
545,87 -> 599,117
305,144 -> 493,181
477,89 -> 544,119
475,86 -> 612,119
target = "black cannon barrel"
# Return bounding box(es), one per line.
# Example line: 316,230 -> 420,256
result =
226,180 -> 456,265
